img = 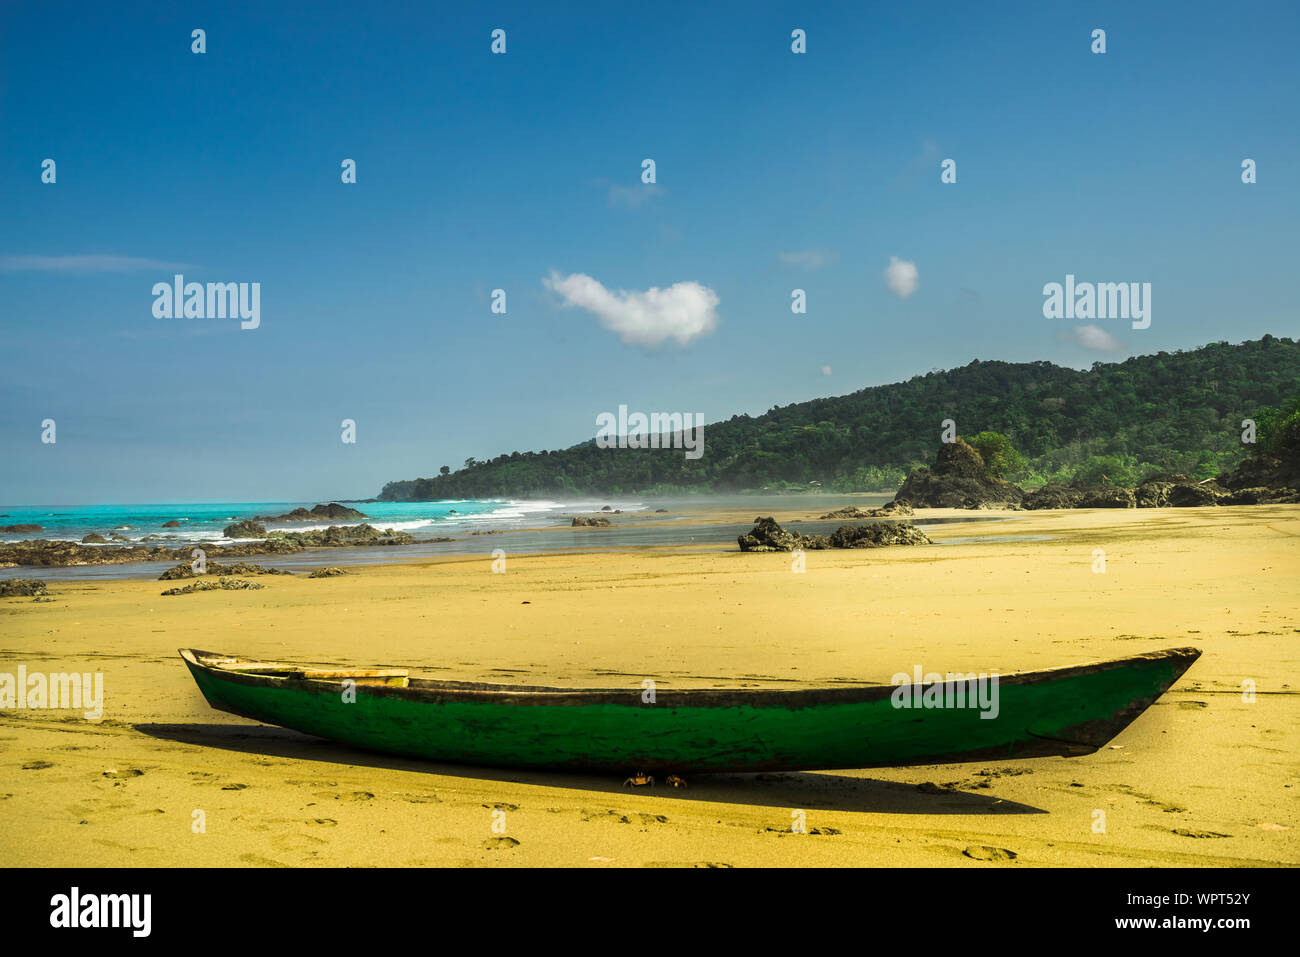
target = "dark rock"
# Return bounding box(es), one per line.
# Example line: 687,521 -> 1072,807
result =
0,579 -> 47,597
896,439 -> 1024,509
81,533 -> 109,544
251,503 -> 368,523
223,520 -> 267,539
600,505 -> 612,511
308,567 -> 348,578
161,577 -> 264,596
738,517 -> 930,551
1,524 -> 42,533
738,517 -> 806,552
1222,486 -> 1300,505
1021,485 -> 1083,510
1076,486 -> 1137,508
0,524 -> 416,569
655,508 -> 669,513
819,500 -> 914,520
1167,482 -> 1221,507
1134,481 -> 1172,508
572,517 -> 612,527
162,520 -> 182,528
826,521 -> 932,548
158,561 -> 293,581
1217,452 -> 1300,492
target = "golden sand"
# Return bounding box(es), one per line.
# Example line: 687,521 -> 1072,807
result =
1,506 -> 1296,867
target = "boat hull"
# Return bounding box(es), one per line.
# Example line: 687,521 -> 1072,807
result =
181,647 -> 1199,773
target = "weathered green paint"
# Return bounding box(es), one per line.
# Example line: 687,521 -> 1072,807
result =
181,647 -> 1199,773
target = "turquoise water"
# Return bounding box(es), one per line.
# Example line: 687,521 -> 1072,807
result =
0,498 -> 646,545
0,493 -> 1027,581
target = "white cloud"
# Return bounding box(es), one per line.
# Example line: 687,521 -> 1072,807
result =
1063,324 -> 1124,353
820,365 -> 833,376
543,271 -> 719,348
0,254 -> 194,272
606,184 -> 663,209
779,249 -> 838,270
883,256 -> 919,298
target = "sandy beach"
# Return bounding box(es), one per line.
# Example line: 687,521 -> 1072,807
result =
1,505 -> 1296,867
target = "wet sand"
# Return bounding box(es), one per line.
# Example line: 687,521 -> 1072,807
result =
1,506 -> 1296,867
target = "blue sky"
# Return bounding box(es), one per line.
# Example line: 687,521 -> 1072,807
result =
2,0 -> 1297,504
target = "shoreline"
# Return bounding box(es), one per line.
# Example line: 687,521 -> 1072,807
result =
1,504 -> 1296,866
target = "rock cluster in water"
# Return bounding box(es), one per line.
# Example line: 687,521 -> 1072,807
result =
572,517 -> 612,527
0,524 -> 426,569
251,503 -> 368,523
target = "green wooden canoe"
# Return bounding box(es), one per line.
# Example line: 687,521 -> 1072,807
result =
180,646 -> 1199,773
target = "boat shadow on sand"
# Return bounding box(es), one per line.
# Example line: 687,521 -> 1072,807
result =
134,721 -> 1048,816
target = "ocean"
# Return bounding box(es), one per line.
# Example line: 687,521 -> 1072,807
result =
0,498 -> 646,546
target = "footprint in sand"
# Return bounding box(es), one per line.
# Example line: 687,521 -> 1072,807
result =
239,853 -> 287,867
483,836 -> 520,849
22,760 -> 54,770
102,769 -> 144,779
636,813 -> 669,825
962,845 -> 1018,861
309,818 -> 338,826
313,790 -> 374,802
1178,700 -> 1209,710
1101,783 -> 1186,813
221,783 -> 249,791
482,802 -> 519,811
1147,826 -> 1231,839
646,861 -> 733,868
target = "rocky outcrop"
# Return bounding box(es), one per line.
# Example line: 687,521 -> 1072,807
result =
896,440 -> 1024,509
0,525 -> 421,568
251,503 -> 368,523
158,561 -> 294,581
1167,482 -> 1222,507
1221,485 -> 1300,505
819,500 -> 914,520
737,517 -> 806,551
161,577 -> 264,596
1076,486 -> 1137,508
223,520 -> 267,539
162,520 -> 182,528
825,521 -> 932,548
1217,450 -> 1300,493
1,524 -> 42,533
308,567 -> 348,578
572,517 -> 612,527
0,579 -> 47,597
81,533 -> 109,544
738,517 -> 932,551
1021,485 -> 1082,510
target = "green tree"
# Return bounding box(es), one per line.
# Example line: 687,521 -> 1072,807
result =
962,431 -> 1025,478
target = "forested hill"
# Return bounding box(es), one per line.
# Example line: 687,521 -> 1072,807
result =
379,336 -> 1300,498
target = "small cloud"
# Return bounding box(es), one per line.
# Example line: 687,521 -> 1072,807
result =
606,183 -> 663,209
883,256 -> 919,299
0,254 -> 194,273
1062,324 -> 1124,353
778,249 -> 839,271
820,365 -> 833,376
543,271 -> 719,348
